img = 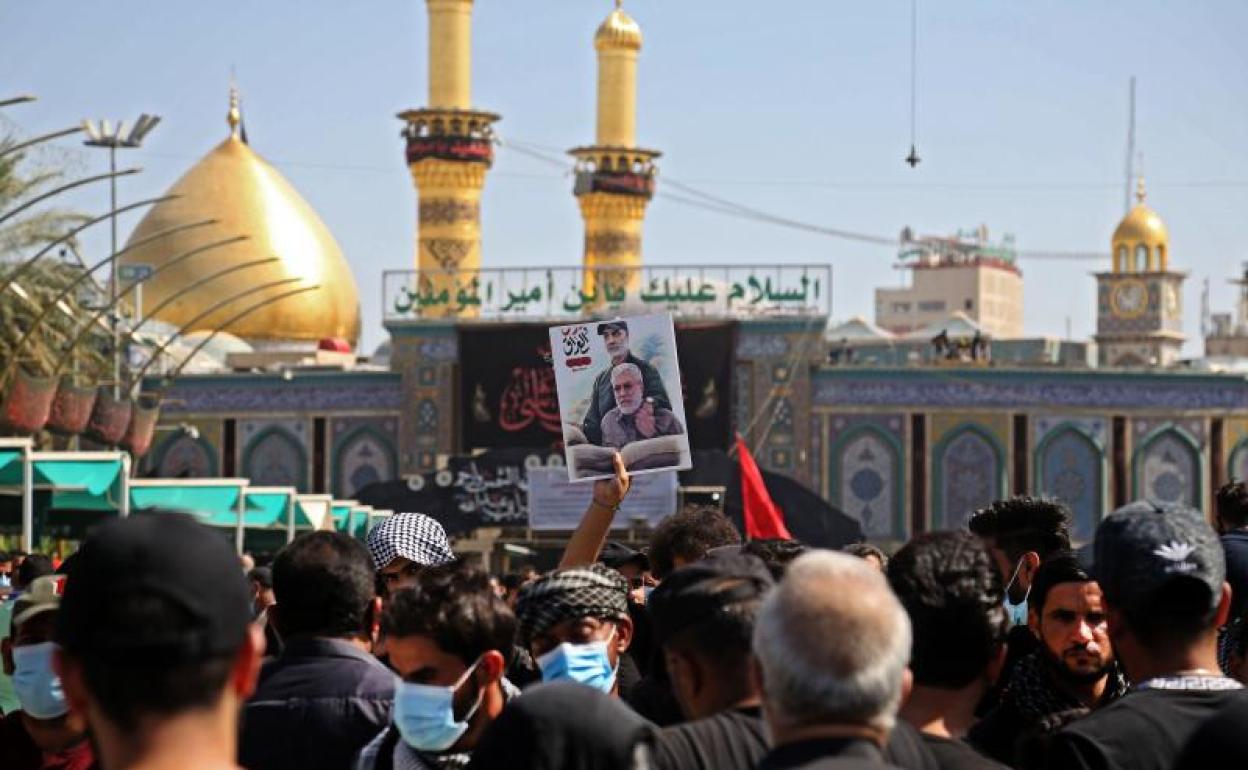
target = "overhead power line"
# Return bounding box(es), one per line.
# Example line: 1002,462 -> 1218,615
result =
502,137 -> 1112,261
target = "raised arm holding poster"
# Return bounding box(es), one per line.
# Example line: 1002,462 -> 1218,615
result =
549,313 -> 693,482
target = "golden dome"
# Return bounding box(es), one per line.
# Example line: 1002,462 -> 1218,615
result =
121,90 -> 360,346
595,1 -> 642,52
1111,177 -> 1169,272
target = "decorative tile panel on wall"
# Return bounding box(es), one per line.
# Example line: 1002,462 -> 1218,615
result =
1131,421 -> 1203,508
331,417 -> 399,499
1225,418 -> 1248,481
239,419 -> 310,491
1033,416 -> 1108,542
813,369 -> 1248,411
161,376 -> 401,414
828,414 -> 906,541
390,327 -> 459,475
145,419 -> 222,479
930,414 -> 1010,531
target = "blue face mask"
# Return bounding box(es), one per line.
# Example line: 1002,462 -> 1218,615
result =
537,628 -> 618,693
393,658 -> 483,752
12,642 -> 68,720
1003,557 -> 1031,628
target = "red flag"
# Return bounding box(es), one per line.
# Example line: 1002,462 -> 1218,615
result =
736,434 -> 792,540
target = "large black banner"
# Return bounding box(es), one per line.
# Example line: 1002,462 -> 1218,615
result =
458,322 -> 736,451
675,323 -> 736,450
460,324 -> 558,449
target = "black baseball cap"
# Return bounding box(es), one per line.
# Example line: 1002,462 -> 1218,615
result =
596,320 -> 627,335
58,512 -> 252,662
598,541 -> 649,572
648,552 -> 774,645
1089,500 -> 1225,615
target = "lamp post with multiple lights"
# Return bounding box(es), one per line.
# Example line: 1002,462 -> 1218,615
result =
81,114 -> 161,397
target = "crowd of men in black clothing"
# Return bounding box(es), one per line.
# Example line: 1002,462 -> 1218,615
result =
5,457 -> 1248,770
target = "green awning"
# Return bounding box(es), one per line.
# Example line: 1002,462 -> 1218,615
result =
351,508 -> 371,540
0,450 -> 24,486
130,484 -> 243,528
331,503 -> 353,533
36,458 -> 124,512
244,492 -> 292,530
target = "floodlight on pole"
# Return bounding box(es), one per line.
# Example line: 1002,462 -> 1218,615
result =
82,113 -> 161,399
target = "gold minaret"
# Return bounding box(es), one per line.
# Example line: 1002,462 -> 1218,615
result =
570,0 -> 660,302
399,0 -> 499,317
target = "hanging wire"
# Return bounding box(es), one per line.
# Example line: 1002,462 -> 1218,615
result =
905,0 -> 921,167
499,137 -> 1108,260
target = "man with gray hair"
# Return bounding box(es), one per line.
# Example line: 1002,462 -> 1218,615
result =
600,363 -> 685,449
753,550 -> 910,769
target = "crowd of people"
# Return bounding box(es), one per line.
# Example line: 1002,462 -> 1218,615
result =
4,457 -> 1248,770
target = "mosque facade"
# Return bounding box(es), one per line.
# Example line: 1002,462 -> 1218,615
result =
131,0 -> 1248,547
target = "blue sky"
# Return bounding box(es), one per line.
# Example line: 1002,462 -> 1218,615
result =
5,0 -> 1247,354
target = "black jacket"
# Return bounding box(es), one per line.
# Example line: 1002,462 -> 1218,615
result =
239,637 -> 395,770
758,737 -> 904,770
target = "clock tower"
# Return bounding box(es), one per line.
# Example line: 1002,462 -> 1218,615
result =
1094,178 -> 1185,367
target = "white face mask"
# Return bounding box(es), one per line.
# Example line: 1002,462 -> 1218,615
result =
1003,556 -> 1031,628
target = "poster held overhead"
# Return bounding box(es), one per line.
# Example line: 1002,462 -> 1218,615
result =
549,313 -> 693,482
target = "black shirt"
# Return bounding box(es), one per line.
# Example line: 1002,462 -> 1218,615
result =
239,637 -> 395,770
758,737 -> 903,770
1044,681 -> 1246,770
977,625 -> 1039,716
651,706 -> 768,770
1174,691 -> 1248,770
919,734 -> 1007,770
883,720 -> 939,770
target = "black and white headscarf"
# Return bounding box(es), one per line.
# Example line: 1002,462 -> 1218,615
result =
515,564 -> 629,645
366,512 -> 455,570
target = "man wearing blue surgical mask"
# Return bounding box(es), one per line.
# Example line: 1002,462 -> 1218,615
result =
968,496 -> 1072,714
355,562 -> 519,770
515,564 -> 634,697
0,575 -> 97,770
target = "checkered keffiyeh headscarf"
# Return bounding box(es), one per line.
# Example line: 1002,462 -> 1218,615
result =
515,563 -> 629,645
366,512 -> 455,569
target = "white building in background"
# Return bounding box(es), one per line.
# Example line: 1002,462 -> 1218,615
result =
875,226 -> 1024,339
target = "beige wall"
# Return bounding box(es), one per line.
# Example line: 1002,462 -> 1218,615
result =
876,264 -> 1024,338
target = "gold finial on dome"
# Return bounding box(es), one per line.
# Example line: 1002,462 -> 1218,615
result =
596,1 -> 642,51
227,83 -> 241,139
1135,175 -> 1147,204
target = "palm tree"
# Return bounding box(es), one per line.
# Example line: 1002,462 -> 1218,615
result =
0,133 -> 111,388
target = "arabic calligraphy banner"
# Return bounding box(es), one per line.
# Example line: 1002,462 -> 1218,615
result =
461,324 -> 561,449
458,322 -> 737,452
383,264 -> 831,321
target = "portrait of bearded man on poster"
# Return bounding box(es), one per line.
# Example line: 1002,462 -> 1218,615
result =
579,319 -> 672,445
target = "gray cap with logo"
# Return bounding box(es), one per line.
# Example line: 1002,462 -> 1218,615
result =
1090,500 -> 1225,615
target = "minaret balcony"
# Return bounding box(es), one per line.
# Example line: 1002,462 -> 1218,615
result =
569,145 -> 660,199
399,107 -> 500,166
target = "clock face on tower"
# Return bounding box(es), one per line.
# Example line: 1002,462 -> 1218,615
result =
1110,279 -> 1149,319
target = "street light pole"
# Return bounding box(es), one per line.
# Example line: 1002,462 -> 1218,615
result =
109,144 -> 118,398
82,114 -> 161,399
